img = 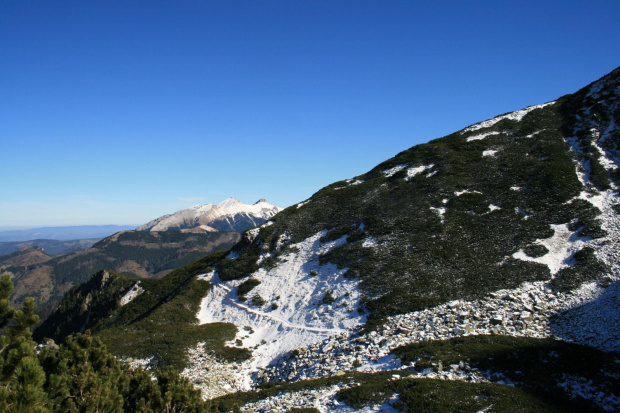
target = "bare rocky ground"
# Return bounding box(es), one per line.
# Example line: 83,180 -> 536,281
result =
177,185 -> 620,411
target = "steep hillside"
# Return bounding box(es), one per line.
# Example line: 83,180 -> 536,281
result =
5,230 -> 240,319
137,198 -> 282,232
35,253 -> 251,372
37,67 -> 620,411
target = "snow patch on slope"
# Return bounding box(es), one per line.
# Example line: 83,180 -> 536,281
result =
463,101 -> 555,133
383,164 -> 407,177
119,283 -> 145,306
512,224 -> 588,275
194,231 -> 366,390
405,164 -> 434,180
454,189 -> 482,196
466,131 -> 500,142
430,206 -> 446,223
296,199 -> 311,209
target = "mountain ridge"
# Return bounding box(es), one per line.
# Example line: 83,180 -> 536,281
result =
34,66 -> 620,411
137,197 -> 282,232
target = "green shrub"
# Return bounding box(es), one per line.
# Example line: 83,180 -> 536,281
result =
551,246 -> 608,291
321,291 -> 336,305
237,278 -> 261,299
391,335 -> 617,411
251,294 -> 266,307
523,244 -> 549,258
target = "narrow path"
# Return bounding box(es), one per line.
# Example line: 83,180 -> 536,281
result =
210,282 -> 347,334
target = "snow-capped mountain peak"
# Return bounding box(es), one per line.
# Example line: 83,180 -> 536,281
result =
217,197 -> 242,209
137,198 -> 283,232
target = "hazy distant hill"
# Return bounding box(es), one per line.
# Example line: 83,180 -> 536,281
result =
0,239 -> 99,257
0,225 -> 135,242
0,246 -> 52,268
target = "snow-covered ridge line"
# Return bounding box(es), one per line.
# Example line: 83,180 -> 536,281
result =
463,101 -> 555,134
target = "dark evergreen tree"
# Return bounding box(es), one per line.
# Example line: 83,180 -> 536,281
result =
0,273 -> 212,412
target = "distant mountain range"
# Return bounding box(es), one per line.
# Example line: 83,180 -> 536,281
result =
137,198 -> 282,232
0,225 -> 135,242
0,239 -> 99,257
2,197 -> 282,322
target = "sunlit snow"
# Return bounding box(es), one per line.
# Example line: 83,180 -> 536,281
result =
382,164 -> 407,177
463,101 -> 555,133
405,164 -> 434,180
512,224 -> 589,275
194,231 -> 366,389
119,283 -> 145,306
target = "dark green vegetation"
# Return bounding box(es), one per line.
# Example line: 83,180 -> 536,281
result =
0,274 -> 211,412
338,376 -> 562,412
237,277 -> 261,301
391,335 -> 618,412
211,370 -> 566,412
5,229 -> 240,319
212,69 -> 619,329
36,252 -> 250,371
33,270 -> 135,343
551,246 -> 609,291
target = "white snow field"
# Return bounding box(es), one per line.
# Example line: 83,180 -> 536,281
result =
189,231 -> 366,392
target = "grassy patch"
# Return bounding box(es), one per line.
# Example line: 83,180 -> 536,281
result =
99,277 -> 250,370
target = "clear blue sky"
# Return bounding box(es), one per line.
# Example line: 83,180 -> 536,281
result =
1,1 -> 619,227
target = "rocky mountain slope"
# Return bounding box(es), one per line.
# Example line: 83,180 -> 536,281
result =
36,67 -> 620,412
137,198 -> 282,232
